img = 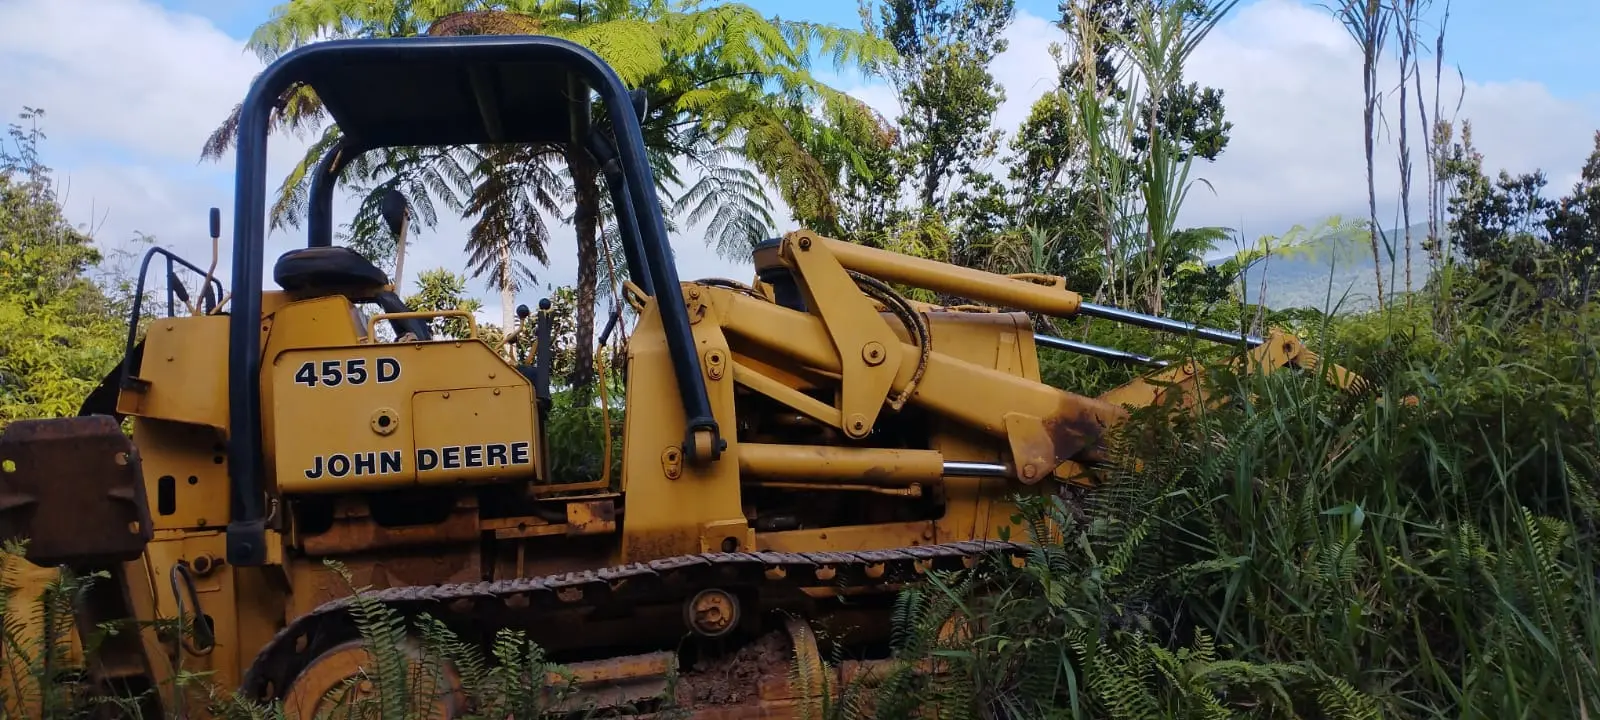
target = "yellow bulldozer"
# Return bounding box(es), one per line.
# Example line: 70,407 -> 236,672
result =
0,34 -> 1356,718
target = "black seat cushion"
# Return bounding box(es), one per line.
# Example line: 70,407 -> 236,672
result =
272,246 -> 433,341
274,246 -> 389,291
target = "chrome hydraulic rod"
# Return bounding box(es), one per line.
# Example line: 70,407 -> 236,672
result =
820,236 -> 1263,347
942,461 -> 1011,478
1076,302 -> 1265,348
1034,334 -> 1170,368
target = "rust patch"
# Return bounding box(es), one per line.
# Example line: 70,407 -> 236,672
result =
299,497 -> 479,556
624,527 -> 702,564
0,415 -> 152,566
1044,393 -> 1126,465
567,499 -> 618,536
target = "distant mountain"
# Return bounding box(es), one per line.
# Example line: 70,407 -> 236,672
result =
1210,221 -> 1439,313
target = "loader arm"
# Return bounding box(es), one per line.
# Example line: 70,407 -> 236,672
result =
716,230 -> 1372,488
1095,327 -> 1364,414
806,231 -> 1372,420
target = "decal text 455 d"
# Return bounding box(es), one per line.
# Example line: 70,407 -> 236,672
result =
294,357 -> 400,388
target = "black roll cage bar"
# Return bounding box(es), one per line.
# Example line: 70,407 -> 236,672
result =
225,35 -> 722,566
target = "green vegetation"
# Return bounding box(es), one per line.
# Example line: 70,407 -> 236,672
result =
1,0 -> 1597,717
0,108 -> 136,425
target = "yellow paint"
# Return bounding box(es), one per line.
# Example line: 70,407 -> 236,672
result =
135,418 -> 230,532
116,315 -> 230,429
617,292 -> 749,562
267,297 -> 542,493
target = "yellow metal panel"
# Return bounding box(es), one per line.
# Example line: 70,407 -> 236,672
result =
411,385 -> 537,486
117,316 -> 230,429
618,297 -> 748,563
271,339 -> 538,494
914,312 -> 1040,544
133,418 -> 231,531
142,532 -> 244,707
260,295 -> 369,481
263,296 -> 366,350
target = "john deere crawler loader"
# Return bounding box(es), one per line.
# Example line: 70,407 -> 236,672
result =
0,33 -> 1356,718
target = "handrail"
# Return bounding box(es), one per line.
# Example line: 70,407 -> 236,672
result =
364,310 -> 478,341
121,247 -> 227,390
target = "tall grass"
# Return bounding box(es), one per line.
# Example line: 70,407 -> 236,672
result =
814,283 -> 1600,719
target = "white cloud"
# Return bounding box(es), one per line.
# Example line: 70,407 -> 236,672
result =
0,0 -> 258,161
6,0 -> 1595,326
1179,0 -> 1598,238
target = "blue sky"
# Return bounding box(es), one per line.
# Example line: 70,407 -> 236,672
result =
2,0 -> 1595,323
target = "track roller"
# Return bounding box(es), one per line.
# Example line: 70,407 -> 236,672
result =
685,588 -> 741,638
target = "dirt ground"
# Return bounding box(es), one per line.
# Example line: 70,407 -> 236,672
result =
673,629 -> 795,707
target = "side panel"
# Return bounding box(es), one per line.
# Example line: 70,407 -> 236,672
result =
270,341 -> 538,494
412,386 -> 537,484
136,419 -> 231,532
919,310 -> 1044,543
260,295 -> 368,489
117,315 -> 230,429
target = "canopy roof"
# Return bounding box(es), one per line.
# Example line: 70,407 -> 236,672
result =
281,35 -> 610,148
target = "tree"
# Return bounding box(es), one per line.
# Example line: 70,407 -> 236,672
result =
871,0 -> 1015,210
796,0 -> 1016,288
203,0 -> 893,395
1329,0 -> 1393,309
1435,124 -> 1600,308
0,108 -> 130,425
998,0 -> 1235,314
403,267 -> 485,341
1545,131 -> 1600,300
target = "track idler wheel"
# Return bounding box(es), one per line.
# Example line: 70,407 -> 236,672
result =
282,639 -> 465,720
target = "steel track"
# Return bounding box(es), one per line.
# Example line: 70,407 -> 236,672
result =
239,539 -> 1033,702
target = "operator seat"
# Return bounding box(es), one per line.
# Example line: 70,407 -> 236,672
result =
272,246 -> 433,341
